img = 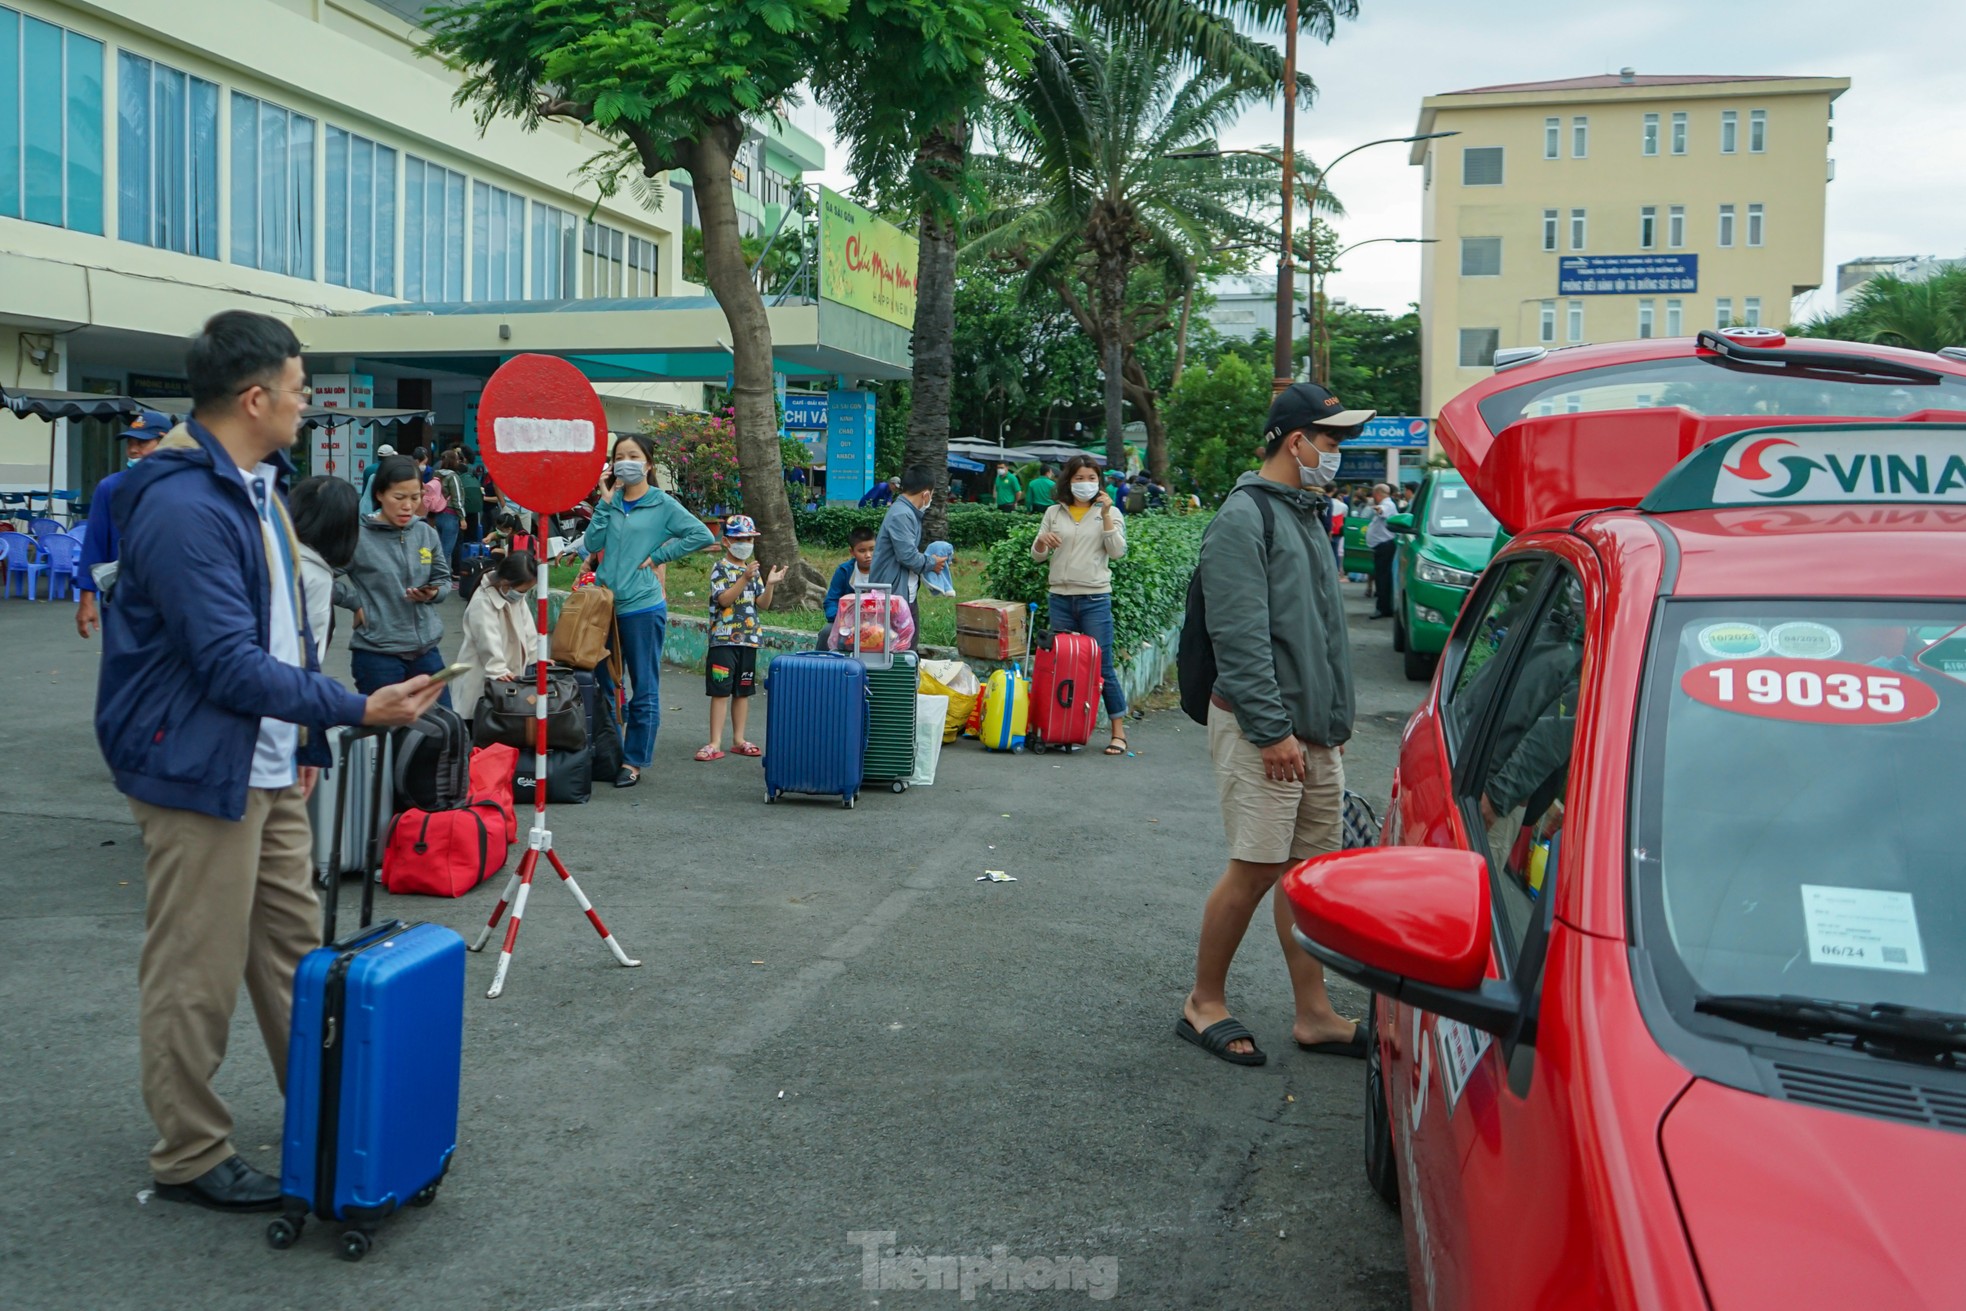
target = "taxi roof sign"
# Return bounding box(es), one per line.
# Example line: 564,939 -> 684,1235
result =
1641,424 -> 1966,514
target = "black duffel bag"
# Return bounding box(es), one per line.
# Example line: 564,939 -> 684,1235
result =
472,668 -> 588,753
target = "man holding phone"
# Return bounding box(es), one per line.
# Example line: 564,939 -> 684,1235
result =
98,312 -> 444,1214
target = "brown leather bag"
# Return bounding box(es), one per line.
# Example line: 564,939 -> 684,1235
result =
551,583 -> 615,670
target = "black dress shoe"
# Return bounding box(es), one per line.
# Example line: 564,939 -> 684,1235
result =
154,1155 -> 282,1212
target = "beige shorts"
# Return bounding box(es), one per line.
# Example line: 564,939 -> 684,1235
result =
1208,703 -> 1345,865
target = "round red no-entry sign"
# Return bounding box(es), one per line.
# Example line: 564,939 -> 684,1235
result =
475,354 -> 610,514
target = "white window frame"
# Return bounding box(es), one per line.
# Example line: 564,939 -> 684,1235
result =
1668,205 -> 1685,249
1749,108 -> 1767,153
1642,113 -> 1659,156
1721,110 -> 1738,154
1718,204 -> 1735,248
1666,298 -> 1683,336
1539,300 -> 1556,344
1569,208 -> 1587,252
1747,202 -> 1764,247
1671,111 -> 1687,155
1744,296 -> 1761,327
1639,206 -> 1657,250
1544,117 -> 1560,160
1637,299 -> 1655,339
1571,115 -> 1588,158
1542,208 -> 1558,253
1716,297 -> 1733,328
1566,299 -> 1584,343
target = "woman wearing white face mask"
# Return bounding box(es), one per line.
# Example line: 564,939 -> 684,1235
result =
1031,454 -> 1131,753
452,551 -> 540,725
584,433 -> 716,786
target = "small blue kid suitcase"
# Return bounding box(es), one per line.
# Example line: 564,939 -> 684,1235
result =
269,728 -> 466,1261
763,650 -> 870,808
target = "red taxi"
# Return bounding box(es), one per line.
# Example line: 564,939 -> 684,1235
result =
1285,329 -> 1966,1309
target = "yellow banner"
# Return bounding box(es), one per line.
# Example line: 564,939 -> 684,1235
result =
819,187 -> 918,330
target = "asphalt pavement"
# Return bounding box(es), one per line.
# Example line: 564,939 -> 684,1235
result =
0,577 -> 1425,1310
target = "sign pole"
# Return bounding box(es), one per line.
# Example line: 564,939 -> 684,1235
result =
465,353 -> 641,998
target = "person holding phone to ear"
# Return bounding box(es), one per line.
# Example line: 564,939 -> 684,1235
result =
333,452 -> 456,708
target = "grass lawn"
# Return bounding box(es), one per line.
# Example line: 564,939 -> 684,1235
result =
549,544 -> 998,648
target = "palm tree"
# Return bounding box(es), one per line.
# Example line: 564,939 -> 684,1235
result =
1793,268 -> 1966,352
971,10 -> 1339,474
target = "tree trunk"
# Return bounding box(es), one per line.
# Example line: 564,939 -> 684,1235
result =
1120,354 -> 1169,481
1099,257 -> 1127,471
1171,272 -> 1196,387
904,120 -> 964,545
686,123 -> 822,608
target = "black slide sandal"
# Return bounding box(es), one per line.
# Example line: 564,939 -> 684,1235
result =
1176,1016 -> 1267,1067
1296,1024 -> 1367,1059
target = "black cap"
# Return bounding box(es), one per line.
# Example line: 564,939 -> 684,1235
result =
1263,382 -> 1376,447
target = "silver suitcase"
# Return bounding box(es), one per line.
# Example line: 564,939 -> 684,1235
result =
308,727 -> 392,882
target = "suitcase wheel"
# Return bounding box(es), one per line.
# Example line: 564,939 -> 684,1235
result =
1031,739 -> 1047,755
843,794 -> 856,809
889,780 -> 907,794
410,1183 -> 440,1208
265,1215 -> 303,1250
339,1229 -> 373,1261
765,788 -> 778,804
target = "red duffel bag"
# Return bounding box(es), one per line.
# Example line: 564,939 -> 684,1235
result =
381,798 -> 511,897
471,744 -> 520,844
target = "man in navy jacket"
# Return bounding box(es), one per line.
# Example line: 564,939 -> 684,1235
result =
99,311 -> 440,1213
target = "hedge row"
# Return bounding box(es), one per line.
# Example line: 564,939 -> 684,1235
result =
791,503 -> 1041,550
982,513 -> 1208,667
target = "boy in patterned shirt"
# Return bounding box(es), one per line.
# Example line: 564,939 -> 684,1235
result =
698,515 -> 786,761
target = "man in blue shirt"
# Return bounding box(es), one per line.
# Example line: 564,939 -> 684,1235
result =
74,409 -> 170,639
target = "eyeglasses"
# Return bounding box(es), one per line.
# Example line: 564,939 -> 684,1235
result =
235,382 -> 313,402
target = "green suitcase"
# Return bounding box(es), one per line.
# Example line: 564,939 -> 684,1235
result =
863,652 -> 920,793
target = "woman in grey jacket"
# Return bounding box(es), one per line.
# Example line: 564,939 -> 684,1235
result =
333,453 -> 454,707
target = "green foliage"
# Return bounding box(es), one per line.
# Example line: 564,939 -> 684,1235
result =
1791,268 -> 1966,353
872,380 -> 912,480
792,503 -> 1035,549
950,259 -> 1099,442
982,513 -> 1208,666
1164,352 -> 1266,503
645,409 -> 743,516
1320,305 -> 1422,416
779,434 -> 813,471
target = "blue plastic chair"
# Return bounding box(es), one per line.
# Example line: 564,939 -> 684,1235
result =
29,516 -> 64,541
1,530 -> 48,599
0,492 -> 26,529
41,533 -> 81,600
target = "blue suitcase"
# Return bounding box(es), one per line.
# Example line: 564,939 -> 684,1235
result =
269,729 -> 466,1261
763,651 -> 870,808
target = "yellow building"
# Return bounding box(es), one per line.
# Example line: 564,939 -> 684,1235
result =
1410,70 -> 1849,417
0,0 -> 866,504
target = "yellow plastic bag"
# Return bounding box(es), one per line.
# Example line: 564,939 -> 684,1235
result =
921,660 -> 979,744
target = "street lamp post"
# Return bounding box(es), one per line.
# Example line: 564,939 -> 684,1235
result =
1311,237 -> 1436,384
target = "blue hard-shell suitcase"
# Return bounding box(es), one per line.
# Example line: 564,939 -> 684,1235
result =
763,651 -> 870,808
269,728 -> 466,1261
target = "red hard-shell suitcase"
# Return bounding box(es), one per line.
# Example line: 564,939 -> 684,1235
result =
1030,631 -> 1102,752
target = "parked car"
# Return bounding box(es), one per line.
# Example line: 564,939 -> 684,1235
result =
1386,470 -> 1503,681
1286,327 -> 1966,1310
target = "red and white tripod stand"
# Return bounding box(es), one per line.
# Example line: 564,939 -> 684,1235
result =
469,528 -> 640,997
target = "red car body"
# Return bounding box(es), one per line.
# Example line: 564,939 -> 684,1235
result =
1286,331 -> 1966,1310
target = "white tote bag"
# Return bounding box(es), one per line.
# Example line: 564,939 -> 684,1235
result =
908,694 -> 950,787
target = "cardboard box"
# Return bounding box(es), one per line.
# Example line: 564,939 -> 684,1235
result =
955,598 -> 1030,662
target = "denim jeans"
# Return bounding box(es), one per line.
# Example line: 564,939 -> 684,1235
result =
1047,592 -> 1127,718
350,646 -> 454,711
598,605 -> 667,768
434,510 -> 461,570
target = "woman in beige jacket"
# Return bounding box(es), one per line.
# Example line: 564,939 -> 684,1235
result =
452,552 -> 539,725
1030,454 -> 1130,753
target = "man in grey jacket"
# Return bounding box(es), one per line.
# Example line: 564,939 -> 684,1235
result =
1178,382 -> 1374,1067
868,466 -> 950,650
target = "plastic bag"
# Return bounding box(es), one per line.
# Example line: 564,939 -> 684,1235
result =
909,694 -> 949,786
827,589 -> 916,654
921,659 -> 979,744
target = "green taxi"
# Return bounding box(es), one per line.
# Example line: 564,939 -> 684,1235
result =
1387,470 -> 1502,680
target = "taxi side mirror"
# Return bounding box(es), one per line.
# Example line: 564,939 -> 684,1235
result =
1386,513 -> 1416,534
1282,847 -> 1523,1038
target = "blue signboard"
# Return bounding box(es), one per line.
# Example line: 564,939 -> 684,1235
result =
784,392 -> 829,431
1558,254 -> 1697,296
1356,416 -> 1431,449
827,389 -> 876,504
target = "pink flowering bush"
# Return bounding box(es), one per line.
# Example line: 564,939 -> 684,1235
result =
645,408 -> 743,515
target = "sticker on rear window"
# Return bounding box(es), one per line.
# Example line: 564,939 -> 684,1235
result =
1800,884 -> 1927,974
1439,517 -> 1470,527
1768,621 -> 1842,660
1914,624 -> 1966,685
1680,658 -> 1939,725
1697,622 -> 1769,658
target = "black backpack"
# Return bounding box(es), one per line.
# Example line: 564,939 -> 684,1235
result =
1178,485 -> 1277,726
457,556 -> 496,603
394,704 -> 472,811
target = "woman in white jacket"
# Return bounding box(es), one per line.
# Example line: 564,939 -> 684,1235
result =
1030,454 -> 1130,754
453,552 -> 539,725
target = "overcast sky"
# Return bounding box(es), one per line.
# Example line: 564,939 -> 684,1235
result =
787,0 -> 1966,324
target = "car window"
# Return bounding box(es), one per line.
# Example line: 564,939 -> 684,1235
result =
1444,557 -> 1546,747
1425,484 -> 1502,538
1466,572 -> 1587,959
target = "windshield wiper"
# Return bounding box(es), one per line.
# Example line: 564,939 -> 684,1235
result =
1695,993 -> 1966,1060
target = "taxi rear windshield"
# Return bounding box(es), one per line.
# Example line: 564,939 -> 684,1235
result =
1480,355 -> 1966,432
1424,483 -> 1500,537
1632,601 -> 1966,1017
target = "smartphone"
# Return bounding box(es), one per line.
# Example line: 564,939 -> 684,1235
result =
428,662 -> 476,686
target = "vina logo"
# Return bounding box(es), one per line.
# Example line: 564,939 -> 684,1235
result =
1722,436 -> 1966,500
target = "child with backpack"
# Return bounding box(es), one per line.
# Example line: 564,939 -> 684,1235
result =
696,516 -> 786,761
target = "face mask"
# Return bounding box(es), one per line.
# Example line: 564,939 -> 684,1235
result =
126,456 -> 140,469
1297,441 -> 1341,489
1071,481 -> 1099,501
613,459 -> 647,484
728,541 -> 755,560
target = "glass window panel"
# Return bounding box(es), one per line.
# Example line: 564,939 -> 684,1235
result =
375,144 -> 395,295
191,79 -> 216,257
444,169 -> 464,300
23,17 -> 64,225
155,65 -> 184,249
64,32 -> 101,235
471,179 -> 488,299
0,8 -> 18,218
259,100 -> 282,269
352,137 -> 376,290
401,157 -> 423,297
289,113 -> 312,279
116,52 -> 149,241
325,127 -> 348,285
230,92 -> 256,267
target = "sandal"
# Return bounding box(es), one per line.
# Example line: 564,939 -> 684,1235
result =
613,766 -> 640,789
693,746 -> 725,762
1296,1023 -> 1367,1059
1175,1015 -> 1267,1067
1104,736 -> 1129,756
733,740 -> 762,757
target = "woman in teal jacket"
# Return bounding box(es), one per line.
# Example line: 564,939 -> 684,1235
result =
584,433 -> 715,786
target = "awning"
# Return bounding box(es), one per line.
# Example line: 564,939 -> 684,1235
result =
139,398 -> 434,429
948,455 -> 985,473
2,386 -> 138,422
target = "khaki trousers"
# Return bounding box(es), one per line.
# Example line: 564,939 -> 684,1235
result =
129,785 -> 319,1183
